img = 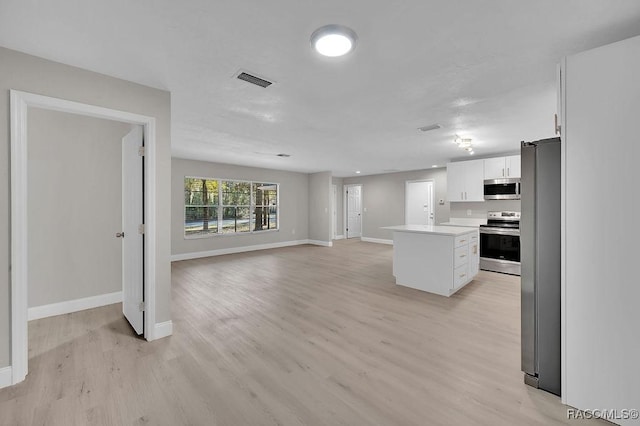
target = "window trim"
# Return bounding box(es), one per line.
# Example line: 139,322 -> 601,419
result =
184,176 -> 280,239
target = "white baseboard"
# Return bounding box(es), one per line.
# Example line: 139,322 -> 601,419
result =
308,240 -> 333,247
149,320 -> 173,340
0,366 -> 12,389
333,234 -> 345,240
171,239 -> 311,261
361,237 -> 394,245
28,291 -> 123,321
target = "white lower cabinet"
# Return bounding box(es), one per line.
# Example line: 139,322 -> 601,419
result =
383,225 -> 480,297
454,264 -> 469,289
468,233 -> 479,277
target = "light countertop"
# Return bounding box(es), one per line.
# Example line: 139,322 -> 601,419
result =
382,224 -> 478,236
439,218 -> 487,227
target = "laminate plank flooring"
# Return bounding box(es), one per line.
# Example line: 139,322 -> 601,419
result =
0,239 -> 604,425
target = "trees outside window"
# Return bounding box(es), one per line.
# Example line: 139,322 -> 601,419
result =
184,177 -> 278,237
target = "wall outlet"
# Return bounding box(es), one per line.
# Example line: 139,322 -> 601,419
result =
439,199 -> 445,205
467,209 -> 472,216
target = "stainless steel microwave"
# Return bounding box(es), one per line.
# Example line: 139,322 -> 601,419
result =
484,178 -> 521,200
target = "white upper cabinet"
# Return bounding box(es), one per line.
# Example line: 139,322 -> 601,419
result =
483,155 -> 521,179
505,155 -> 521,178
447,161 -> 466,202
447,159 -> 484,202
483,157 -> 506,180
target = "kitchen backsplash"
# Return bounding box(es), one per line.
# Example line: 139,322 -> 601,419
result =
449,200 -> 521,219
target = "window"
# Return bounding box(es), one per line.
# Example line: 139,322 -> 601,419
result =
184,178 -> 219,236
252,183 -> 278,231
184,177 -> 279,237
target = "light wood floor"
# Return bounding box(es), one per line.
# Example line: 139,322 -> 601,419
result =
0,239 -> 603,425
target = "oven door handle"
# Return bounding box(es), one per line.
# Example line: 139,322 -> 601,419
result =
480,228 -> 520,236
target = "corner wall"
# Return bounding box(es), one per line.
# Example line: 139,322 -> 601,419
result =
331,177 -> 344,238
308,172 -> 332,244
0,46 -> 172,369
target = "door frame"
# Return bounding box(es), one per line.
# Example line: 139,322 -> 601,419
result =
9,90 -> 158,385
404,179 -> 435,225
343,184 -> 362,238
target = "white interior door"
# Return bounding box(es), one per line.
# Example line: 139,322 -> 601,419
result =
121,126 -> 144,335
405,180 -> 434,225
346,185 -> 362,238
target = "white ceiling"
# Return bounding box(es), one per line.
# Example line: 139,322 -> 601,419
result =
2,1 -> 640,177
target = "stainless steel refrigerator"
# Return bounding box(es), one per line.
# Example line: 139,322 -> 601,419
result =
520,137 -> 561,396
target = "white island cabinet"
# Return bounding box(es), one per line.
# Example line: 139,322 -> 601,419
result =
382,225 -> 479,297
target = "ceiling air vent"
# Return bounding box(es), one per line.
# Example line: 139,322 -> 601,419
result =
418,123 -> 441,132
236,71 -> 273,88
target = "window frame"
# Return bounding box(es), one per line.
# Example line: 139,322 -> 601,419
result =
184,176 -> 280,239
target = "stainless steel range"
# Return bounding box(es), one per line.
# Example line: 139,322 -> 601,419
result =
479,211 -> 521,275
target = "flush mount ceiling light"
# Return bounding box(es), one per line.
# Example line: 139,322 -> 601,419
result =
453,135 -> 475,155
311,25 -> 357,57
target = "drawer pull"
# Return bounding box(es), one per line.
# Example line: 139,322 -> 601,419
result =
460,254 -> 466,258
459,274 -> 466,278
459,239 -> 466,243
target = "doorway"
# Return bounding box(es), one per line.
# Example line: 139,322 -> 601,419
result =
405,180 -> 434,226
9,90 -> 158,386
344,184 -> 362,238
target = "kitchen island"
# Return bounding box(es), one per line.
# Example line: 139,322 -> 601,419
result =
382,225 -> 479,297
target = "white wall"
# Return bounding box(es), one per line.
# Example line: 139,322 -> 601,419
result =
562,35 -> 640,424
449,200 -> 521,219
27,108 -> 131,308
0,46 -> 172,368
343,168 -> 449,240
171,158 -> 310,257
308,172 -> 332,243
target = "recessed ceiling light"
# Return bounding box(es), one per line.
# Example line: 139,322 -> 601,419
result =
355,170 -> 361,174
311,25 -> 357,57
418,124 -> 441,132
432,165 -> 438,168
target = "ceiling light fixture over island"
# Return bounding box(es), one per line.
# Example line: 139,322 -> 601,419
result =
382,225 -> 480,297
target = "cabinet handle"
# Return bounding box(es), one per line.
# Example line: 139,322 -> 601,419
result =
502,168 -> 505,177
460,254 -> 466,258
555,113 -> 561,135
507,167 -> 510,176
465,191 -> 467,200
460,239 -> 466,243
459,273 -> 466,278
